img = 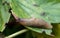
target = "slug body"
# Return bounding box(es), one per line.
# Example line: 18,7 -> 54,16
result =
12,12 -> 52,29
19,18 -> 52,29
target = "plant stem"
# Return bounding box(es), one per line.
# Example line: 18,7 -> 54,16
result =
5,29 -> 28,38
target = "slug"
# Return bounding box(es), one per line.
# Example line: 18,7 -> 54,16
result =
11,11 -> 53,29
19,18 -> 53,29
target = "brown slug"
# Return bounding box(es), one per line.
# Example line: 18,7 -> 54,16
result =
11,11 -> 53,29
19,18 -> 53,29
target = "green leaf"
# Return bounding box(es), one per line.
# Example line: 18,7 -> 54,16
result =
0,0 -> 10,32
44,29 -> 52,35
10,0 -> 60,23
26,27 -> 43,33
10,0 -> 60,35
26,26 -> 52,35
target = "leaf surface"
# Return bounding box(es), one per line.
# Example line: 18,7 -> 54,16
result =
0,0 -> 10,32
